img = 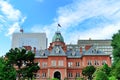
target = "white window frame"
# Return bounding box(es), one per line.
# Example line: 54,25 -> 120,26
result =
58,60 -> 63,66
76,72 -> 80,77
51,60 -> 56,66
42,62 -> 47,68
94,60 -> 97,65
102,60 -> 106,65
88,60 -> 92,65
76,62 -> 80,67
68,72 -> 73,77
42,72 -> 46,78
68,62 -> 73,67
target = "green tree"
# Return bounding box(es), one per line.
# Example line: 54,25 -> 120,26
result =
51,78 -> 59,80
0,57 -> 16,80
82,65 -> 96,80
109,76 -> 116,80
75,77 -> 84,80
93,66 -> 109,80
114,60 -> 120,79
94,70 -> 108,80
111,30 -> 120,64
102,63 -> 111,76
5,48 -> 40,80
93,64 -> 111,80
111,30 -> 120,79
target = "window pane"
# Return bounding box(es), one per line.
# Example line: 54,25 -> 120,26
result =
51,60 -> 56,66
58,60 -> 63,66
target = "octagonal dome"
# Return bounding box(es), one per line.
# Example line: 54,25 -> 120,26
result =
52,31 -> 64,42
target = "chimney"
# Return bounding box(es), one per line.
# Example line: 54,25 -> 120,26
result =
33,47 -> 36,53
80,47 -> 82,54
85,45 -> 92,51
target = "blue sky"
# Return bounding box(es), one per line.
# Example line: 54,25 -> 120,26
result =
0,0 -> 120,56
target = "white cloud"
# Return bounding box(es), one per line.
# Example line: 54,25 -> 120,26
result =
31,0 -> 120,44
0,0 -> 26,36
0,1 -> 21,21
56,0 -> 120,29
6,22 -> 20,36
69,23 -> 120,43
67,24 -> 120,44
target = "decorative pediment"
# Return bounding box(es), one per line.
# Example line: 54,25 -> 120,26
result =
49,45 -> 66,56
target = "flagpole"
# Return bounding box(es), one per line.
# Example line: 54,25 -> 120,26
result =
57,25 -> 58,32
57,23 -> 61,32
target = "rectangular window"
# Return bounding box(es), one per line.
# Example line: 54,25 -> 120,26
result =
42,62 -> 47,68
68,62 -> 73,67
68,72 -> 73,77
35,74 -> 40,79
88,60 -> 92,65
42,72 -> 46,78
94,60 -> 99,65
58,60 -> 63,66
102,60 -> 106,65
38,62 -> 40,67
51,60 -> 56,66
76,72 -> 80,77
76,62 -> 80,67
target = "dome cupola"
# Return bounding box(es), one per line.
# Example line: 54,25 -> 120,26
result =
52,31 -> 64,42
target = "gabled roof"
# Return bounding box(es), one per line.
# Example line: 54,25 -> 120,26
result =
66,49 -> 82,58
83,45 -> 109,56
49,45 -> 66,56
35,49 -> 50,58
35,45 -> 110,58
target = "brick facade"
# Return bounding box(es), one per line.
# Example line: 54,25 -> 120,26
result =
34,54 -> 111,80
33,31 -> 111,80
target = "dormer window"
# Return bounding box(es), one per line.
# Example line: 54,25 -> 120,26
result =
43,53 -> 45,56
72,51 -> 75,56
41,50 -> 45,56
55,46 -> 60,54
56,38 -> 60,41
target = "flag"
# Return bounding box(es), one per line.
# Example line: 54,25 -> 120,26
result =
58,23 -> 61,27
20,29 -> 23,33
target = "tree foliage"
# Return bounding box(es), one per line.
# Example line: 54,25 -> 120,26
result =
111,30 -> 120,79
93,64 -> 111,80
75,77 -> 84,80
51,78 -> 59,80
0,57 -> 16,80
94,70 -> 108,80
109,76 -> 116,80
82,65 -> 96,80
114,60 -> 120,79
5,48 -> 40,80
111,30 -> 120,64
102,63 -> 111,76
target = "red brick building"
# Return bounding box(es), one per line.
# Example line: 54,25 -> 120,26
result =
34,31 -> 111,80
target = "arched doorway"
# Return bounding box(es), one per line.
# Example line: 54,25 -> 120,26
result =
54,71 -> 61,80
